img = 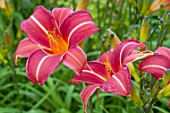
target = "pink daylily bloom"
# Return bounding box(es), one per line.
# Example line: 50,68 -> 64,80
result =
139,47 -> 170,80
71,39 -> 151,112
14,6 -> 99,85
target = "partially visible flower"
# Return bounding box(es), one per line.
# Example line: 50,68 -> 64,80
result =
139,47 -> 170,80
145,0 -> 170,15
14,6 -> 99,85
71,39 -> 152,112
0,0 -> 6,9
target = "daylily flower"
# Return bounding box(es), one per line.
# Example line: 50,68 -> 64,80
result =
70,39 -> 152,112
139,47 -> 170,80
145,0 -> 170,15
14,6 -> 99,85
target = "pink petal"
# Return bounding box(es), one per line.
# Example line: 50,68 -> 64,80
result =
52,8 -> 73,27
21,6 -> 59,47
26,49 -> 64,85
101,66 -> 131,96
123,50 -> 154,65
138,54 -> 170,79
110,39 -> 145,72
97,50 -> 112,63
80,84 -> 100,112
60,11 -> 100,48
62,46 -> 86,75
70,62 -> 107,84
156,47 -> 170,60
14,38 -> 39,65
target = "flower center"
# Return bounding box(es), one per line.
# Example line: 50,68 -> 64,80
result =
47,28 -> 68,55
104,55 -> 114,79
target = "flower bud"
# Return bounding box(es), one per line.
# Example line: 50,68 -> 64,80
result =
128,63 -> 140,82
76,0 -> 89,11
157,84 -> 170,99
130,84 -> 143,106
140,0 -> 150,16
107,29 -> 121,49
166,13 -> 170,22
140,16 -> 148,42
160,69 -> 170,87
151,78 -> 162,97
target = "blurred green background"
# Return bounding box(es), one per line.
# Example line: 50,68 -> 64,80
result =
0,0 -> 170,113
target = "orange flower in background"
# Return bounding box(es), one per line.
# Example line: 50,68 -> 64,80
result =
0,0 -> 6,9
145,0 -> 170,15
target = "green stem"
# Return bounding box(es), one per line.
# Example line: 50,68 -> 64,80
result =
140,72 -> 144,101
6,54 -> 22,113
144,87 -> 161,113
129,3 -> 132,25
156,26 -> 169,48
135,0 -> 138,22
159,26 -> 169,46
87,97 -> 93,113
118,0 -> 124,18
108,2 -> 114,28
72,0 -> 75,10
101,0 -> 109,34
147,23 -> 159,41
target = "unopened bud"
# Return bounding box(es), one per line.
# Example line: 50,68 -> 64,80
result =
103,35 -> 108,39
157,85 -> 163,90
140,16 -> 148,42
167,13 -> 170,22
102,39 -> 105,44
158,78 -> 162,83
76,0 -> 89,11
140,0 -> 150,16
127,33 -> 131,37
160,18 -> 164,24
146,88 -> 151,97
130,84 -> 143,106
129,26 -> 133,32
127,64 -> 140,82
157,84 -> 170,99
135,25 -> 139,30
108,43 -> 111,48
161,69 -> 170,87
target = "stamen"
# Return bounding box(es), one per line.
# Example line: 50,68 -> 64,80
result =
47,28 -> 68,55
38,45 -> 53,55
104,55 -> 113,79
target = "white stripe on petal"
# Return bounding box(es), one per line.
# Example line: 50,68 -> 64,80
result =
119,42 -> 137,67
36,56 -> 49,81
82,70 -> 107,82
112,75 -> 126,93
67,21 -> 94,42
31,15 -> 48,35
141,65 -> 167,71
67,51 -> 82,68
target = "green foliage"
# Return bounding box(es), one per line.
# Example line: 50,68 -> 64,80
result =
0,0 -> 170,113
